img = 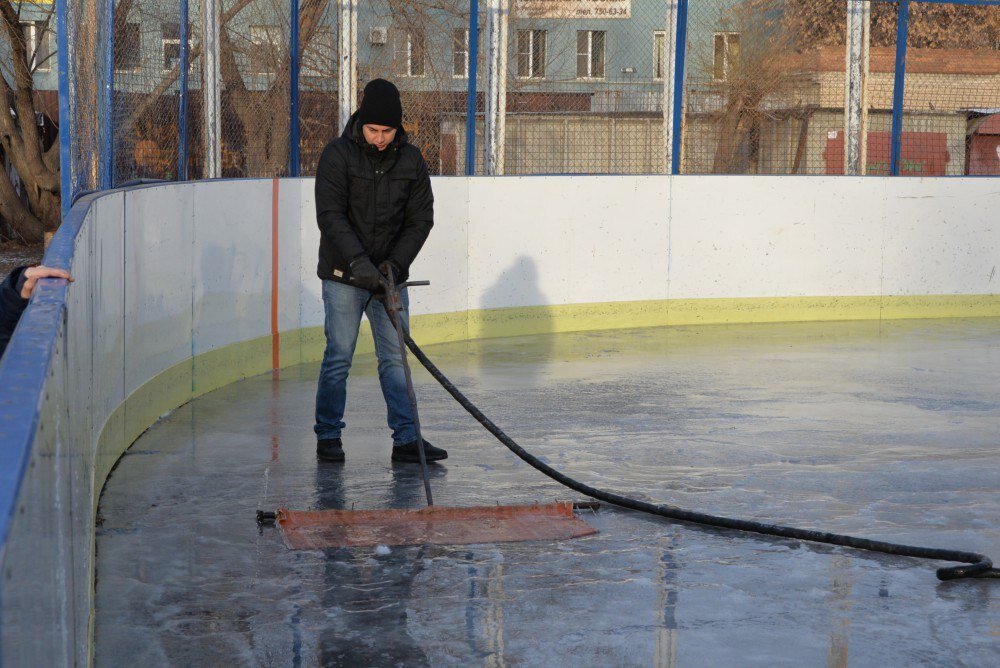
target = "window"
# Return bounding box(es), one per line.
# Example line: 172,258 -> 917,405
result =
713,32 -> 740,81
20,21 -> 52,72
394,30 -> 426,77
654,31 -> 666,80
453,28 -> 469,78
249,25 -> 283,75
162,23 -> 195,72
577,30 -> 605,79
517,29 -> 546,78
115,23 -> 141,72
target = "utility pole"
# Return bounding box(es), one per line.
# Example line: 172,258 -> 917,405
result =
484,0 -> 509,175
844,0 -> 871,175
202,0 -> 221,178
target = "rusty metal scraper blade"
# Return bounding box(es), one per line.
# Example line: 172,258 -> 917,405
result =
275,502 -> 598,549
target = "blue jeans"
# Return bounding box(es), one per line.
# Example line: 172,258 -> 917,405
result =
314,280 -> 415,445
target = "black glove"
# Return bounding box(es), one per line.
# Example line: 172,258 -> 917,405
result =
379,260 -> 400,284
349,256 -> 385,293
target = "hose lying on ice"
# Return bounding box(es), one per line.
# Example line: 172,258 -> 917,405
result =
402,330 -> 998,582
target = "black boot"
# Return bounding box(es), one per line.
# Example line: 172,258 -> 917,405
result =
391,438 -> 448,463
317,438 -> 345,462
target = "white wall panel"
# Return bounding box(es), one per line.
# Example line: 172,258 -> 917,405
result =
191,181 -> 271,353
276,179 -> 302,332
467,176 -> 671,310
409,177 -> 470,316
298,181 -> 324,329
564,176 -> 669,305
87,194 -> 126,435
123,187 -> 194,395
468,176 -> 573,310
881,179 -> 1000,296
668,177 -> 886,299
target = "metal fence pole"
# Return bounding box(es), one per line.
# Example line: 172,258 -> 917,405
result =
662,1 -> 679,175
56,0 -> 71,217
290,0 -> 301,177
465,0 -> 479,176
670,0 -> 689,175
484,0 -> 508,175
890,0 -> 910,176
100,0 -> 115,189
844,0 -> 871,175
202,0 -> 222,178
338,0 -> 357,134
179,0 -> 190,181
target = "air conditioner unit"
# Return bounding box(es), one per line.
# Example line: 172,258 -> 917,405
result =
370,26 -> 388,45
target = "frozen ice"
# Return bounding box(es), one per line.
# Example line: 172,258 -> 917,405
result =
94,319 -> 1000,666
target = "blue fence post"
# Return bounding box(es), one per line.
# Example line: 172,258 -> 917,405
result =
289,0 -> 301,177
670,0 -> 689,175
465,0 -> 479,176
179,0 -> 190,181
890,0 -> 910,176
100,0 -> 115,189
56,0 -> 72,217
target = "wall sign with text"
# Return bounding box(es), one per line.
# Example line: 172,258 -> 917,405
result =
514,1 -> 632,20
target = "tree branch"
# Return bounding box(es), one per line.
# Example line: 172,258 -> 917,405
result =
0,154 -> 46,243
118,0 -> 269,132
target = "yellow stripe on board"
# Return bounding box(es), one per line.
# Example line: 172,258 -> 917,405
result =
458,294 -> 1000,342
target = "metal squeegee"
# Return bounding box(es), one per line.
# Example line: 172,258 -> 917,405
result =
272,502 -> 598,549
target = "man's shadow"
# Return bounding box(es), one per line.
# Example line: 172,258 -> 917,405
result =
475,256 -> 555,385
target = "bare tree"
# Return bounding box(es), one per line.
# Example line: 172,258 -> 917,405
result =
0,2 -> 61,243
744,0 -> 1000,50
699,3 -> 815,173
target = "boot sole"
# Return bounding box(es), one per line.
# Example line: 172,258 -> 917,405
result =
391,452 -> 448,463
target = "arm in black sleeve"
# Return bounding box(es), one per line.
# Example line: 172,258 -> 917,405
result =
315,144 -> 366,261
0,267 -> 30,358
387,155 -> 434,272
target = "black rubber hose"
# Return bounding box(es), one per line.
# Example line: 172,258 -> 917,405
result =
403,332 -> 998,582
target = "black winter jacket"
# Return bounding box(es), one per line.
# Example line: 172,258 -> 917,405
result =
0,267 -> 29,358
315,112 -> 434,285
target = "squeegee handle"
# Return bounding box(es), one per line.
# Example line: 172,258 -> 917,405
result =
381,270 -> 434,507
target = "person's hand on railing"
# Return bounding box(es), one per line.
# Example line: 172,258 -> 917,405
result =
19,266 -> 74,299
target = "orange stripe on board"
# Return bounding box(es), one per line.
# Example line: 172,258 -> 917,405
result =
271,178 -> 280,370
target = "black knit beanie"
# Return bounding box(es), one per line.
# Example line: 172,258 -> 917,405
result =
357,79 -> 403,129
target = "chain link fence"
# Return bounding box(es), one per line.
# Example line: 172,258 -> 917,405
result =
900,2 -> 1000,175
62,0 -> 110,200
217,0 -> 290,178
490,2 -> 666,174
357,0 -> 480,175
681,0 -> 832,174
298,2 -> 339,177
56,0 -> 1000,210
110,0 -> 192,184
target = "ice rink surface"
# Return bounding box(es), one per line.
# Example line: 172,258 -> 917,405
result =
94,318 -> 999,666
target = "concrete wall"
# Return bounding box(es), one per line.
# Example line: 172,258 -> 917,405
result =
1,175 -> 998,665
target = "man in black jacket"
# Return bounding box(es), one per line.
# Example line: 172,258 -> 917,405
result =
313,78 -> 447,464
0,265 -> 74,358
